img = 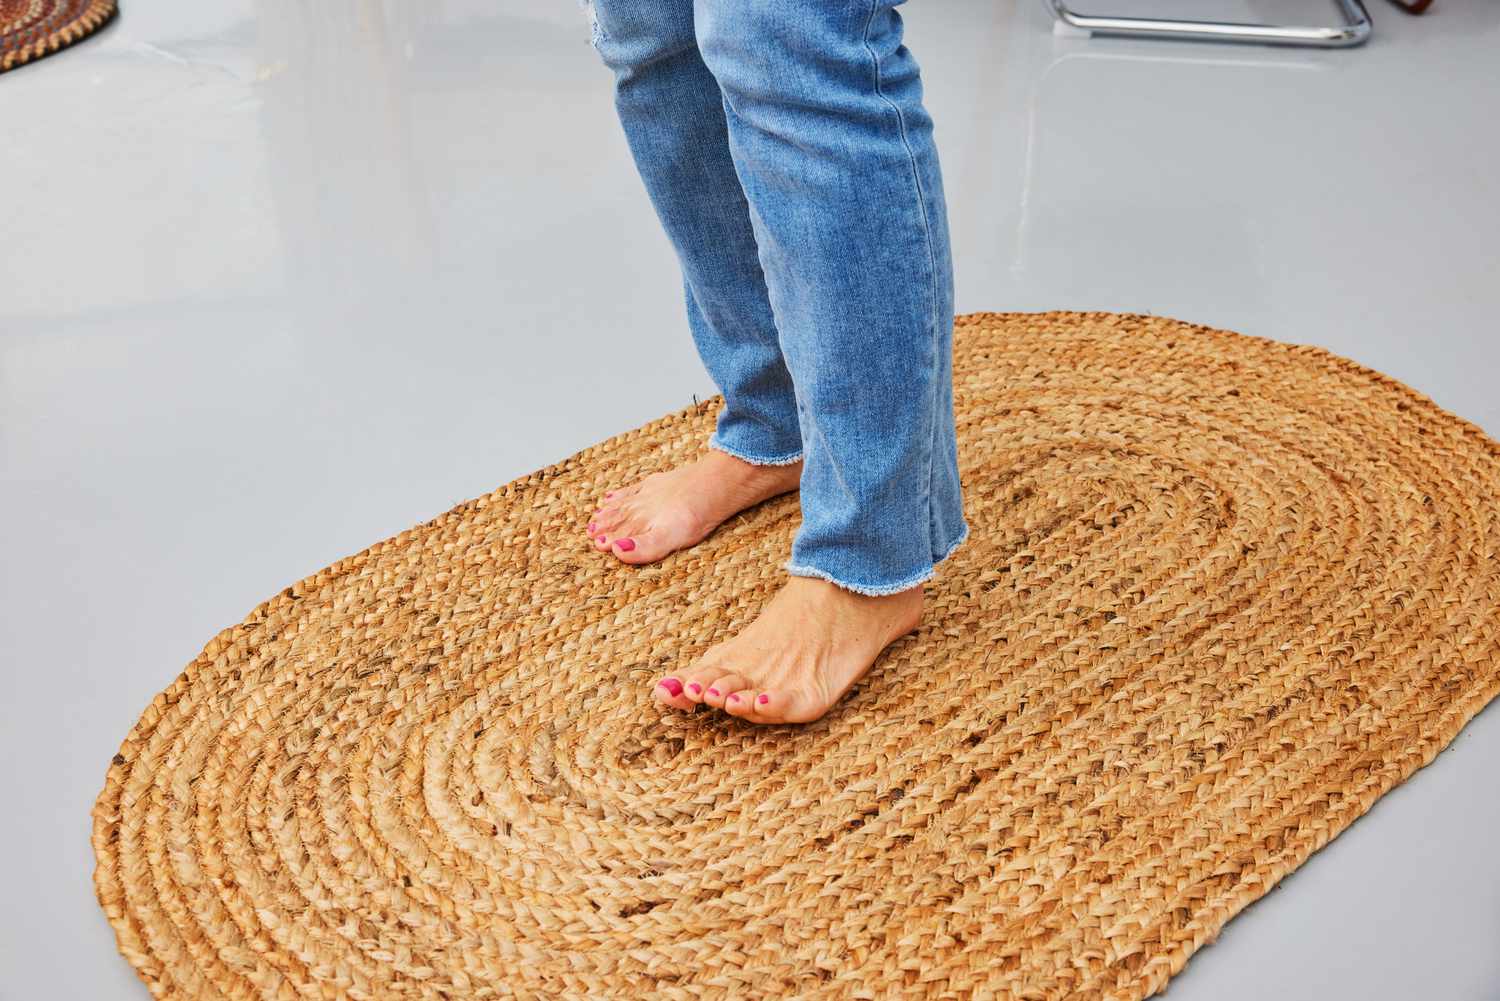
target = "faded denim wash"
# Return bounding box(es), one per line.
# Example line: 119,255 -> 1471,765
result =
581,0 -> 967,596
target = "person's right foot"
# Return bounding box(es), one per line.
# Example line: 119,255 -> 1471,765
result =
651,575 -> 924,724
586,447 -> 801,565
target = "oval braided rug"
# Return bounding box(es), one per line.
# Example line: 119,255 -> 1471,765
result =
92,312 -> 1500,1001
1,0 -> 115,73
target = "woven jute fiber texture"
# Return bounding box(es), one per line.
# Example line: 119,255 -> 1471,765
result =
92,311 -> 1500,1001
0,0 -> 115,72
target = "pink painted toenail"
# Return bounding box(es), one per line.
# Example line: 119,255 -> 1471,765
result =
689,683 -> 702,694
758,694 -> 769,704
588,522 -> 597,532
658,678 -> 683,697
729,693 -> 741,702
616,538 -> 636,552
707,688 -> 720,697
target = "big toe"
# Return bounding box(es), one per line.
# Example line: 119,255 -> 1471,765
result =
610,529 -> 672,565
651,675 -> 695,711
744,693 -> 828,723
748,689 -> 797,723
723,688 -> 760,719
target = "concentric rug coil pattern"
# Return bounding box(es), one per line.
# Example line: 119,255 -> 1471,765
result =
1,0 -> 115,72
92,312 -> 1500,1000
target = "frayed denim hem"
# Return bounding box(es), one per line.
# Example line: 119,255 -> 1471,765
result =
577,0 -> 604,48
784,520 -> 970,597
707,434 -> 804,467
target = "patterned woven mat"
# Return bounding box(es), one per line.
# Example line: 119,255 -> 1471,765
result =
1,0 -> 114,72
92,312 -> 1500,1000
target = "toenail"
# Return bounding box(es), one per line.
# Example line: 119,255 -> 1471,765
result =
658,678 -> 683,697
707,688 -> 720,697
729,693 -> 741,702
616,538 -> 636,552
588,522 -> 596,532
689,683 -> 702,694
758,694 -> 769,704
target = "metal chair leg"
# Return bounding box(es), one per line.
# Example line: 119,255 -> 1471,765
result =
1045,0 -> 1372,47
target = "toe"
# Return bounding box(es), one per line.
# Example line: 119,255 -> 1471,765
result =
702,673 -> 752,709
594,506 -> 641,552
599,484 -> 641,510
749,689 -> 793,723
676,667 -> 718,705
724,688 -> 759,719
592,503 -> 624,533
651,675 -> 695,711
589,515 -> 616,546
610,529 -> 668,565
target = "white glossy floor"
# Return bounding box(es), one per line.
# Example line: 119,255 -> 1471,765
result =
3,1 -> 1498,998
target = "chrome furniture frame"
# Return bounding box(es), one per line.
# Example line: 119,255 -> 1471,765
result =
1045,0 -> 1372,47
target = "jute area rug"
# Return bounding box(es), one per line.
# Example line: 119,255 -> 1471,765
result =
0,0 -> 115,72
92,312 -> 1500,1000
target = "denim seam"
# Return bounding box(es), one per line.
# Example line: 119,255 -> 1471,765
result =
707,432 -> 804,467
861,1 -> 944,565
783,520 -> 970,598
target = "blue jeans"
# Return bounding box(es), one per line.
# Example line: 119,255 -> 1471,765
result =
582,0 -> 967,596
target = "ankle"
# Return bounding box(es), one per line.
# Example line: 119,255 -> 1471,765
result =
788,575 -> 924,617
701,448 -> 802,501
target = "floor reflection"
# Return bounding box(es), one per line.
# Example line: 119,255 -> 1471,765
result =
253,0 -> 436,326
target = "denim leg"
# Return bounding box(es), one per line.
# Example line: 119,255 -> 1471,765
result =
693,0 -> 968,594
583,0 -> 804,466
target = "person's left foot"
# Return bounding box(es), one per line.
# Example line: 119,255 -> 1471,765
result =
651,575 -> 923,724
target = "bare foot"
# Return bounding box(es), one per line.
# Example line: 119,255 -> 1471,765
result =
651,576 -> 923,724
587,448 -> 801,564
